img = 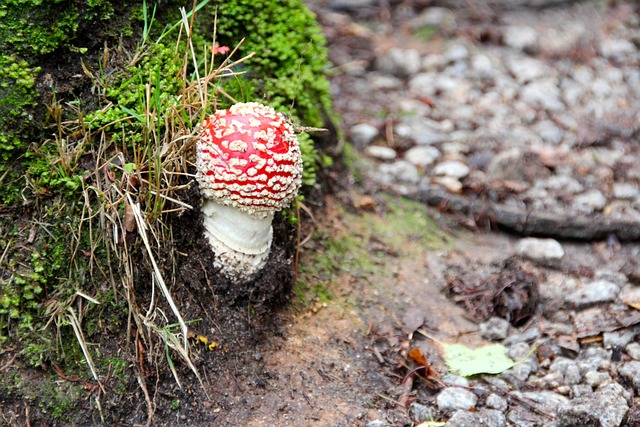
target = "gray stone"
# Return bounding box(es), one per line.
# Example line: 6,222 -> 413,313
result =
516,237 -> 564,264
557,382 -> 630,427
503,26 -> 538,51
530,370 -> 564,388
563,364 -> 582,386
408,402 -> 433,423
436,387 -> 478,411
626,342 -> 640,360
479,317 -> 511,341
534,120 -> 564,145
613,182 -> 639,199
594,270 -> 628,287
486,393 -> 508,412
409,7 -> 456,32
377,161 -> 420,185
603,329 -> 637,348
600,38 -> 636,60
445,409 -> 506,427
365,420 -> 387,427
444,44 -> 469,63
367,73 -> 403,90
519,390 -> 569,415
539,273 -> 580,302
431,176 -> 463,193
471,54 -> 493,76
619,285 -> 640,308
434,160 -> 470,179
394,117 -> 448,145
538,175 -> 584,194
442,374 -> 469,388
521,80 -> 564,111
330,0 -> 376,8
583,370 -> 611,388
618,360 -> 640,393
376,47 -> 422,77
565,279 -> 620,308
365,145 -> 397,161
506,406 -> 545,427
350,123 -> 378,146
404,145 -> 440,169
502,327 -> 541,346
571,384 -> 593,398
573,190 -> 607,214
507,56 -> 549,83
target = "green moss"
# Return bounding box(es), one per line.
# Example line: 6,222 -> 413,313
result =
213,0 -> 335,186
0,56 -> 41,170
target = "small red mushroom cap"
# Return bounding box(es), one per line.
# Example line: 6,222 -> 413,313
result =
196,102 -> 303,213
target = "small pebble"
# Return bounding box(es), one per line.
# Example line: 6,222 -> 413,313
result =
436,387 -> 478,411
479,317 -> 511,341
516,238 -> 564,264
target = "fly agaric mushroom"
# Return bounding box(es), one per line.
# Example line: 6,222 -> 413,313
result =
195,102 -> 303,282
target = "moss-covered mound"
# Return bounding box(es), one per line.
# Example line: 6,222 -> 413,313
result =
0,0 -> 337,424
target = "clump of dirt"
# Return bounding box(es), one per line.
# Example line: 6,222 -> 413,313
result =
444,257 -> 542,326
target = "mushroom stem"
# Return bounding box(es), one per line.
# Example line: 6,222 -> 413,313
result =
202,200 -> 273,282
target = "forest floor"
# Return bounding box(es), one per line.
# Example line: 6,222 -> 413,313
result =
3,1 -> 640,426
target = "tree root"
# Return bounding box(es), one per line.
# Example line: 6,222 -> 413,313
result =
416,186 -> 640,242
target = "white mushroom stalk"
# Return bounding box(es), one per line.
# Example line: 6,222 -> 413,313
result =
195,102 -> 303,283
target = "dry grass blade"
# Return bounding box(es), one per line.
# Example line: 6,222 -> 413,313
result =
126,193 -> 189,352
67,308 -> 105,393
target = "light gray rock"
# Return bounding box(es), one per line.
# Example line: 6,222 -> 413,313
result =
442,374 -> 470,388
503,26 -> 538,51
365,145 -> 397,161
502,327 -> 541,346
603,329 -> 637,348
618,360 -> 640,393
486,393 -> 508,412
557,382 -> 630,427
600,38 -> 636,60
521,79 -> 564,111
404,145 -> 440,168
445,409 -> 505,427
377,161 -> 420,185
565,280 -> 620,308
350,123 -> 378,146
471,54 -> 493,76
627,342 -> 640,360
437,387 -> 478,411
571,384 -> 593,398
507,56 -> 549,83
409,402 -> 433,423
563,364 -> 582,386
518,390 -> 569,415
365,420 -> 387,427
480,317 -> 511,341
394,117 -> 448,145
376,47 -> 422,77
613,182 -> 639,199
516,237 -> 564,264
538,175 -> 583,194
573,190 -> 607,214
409,7 -> 457,32
434,160 -> 470,179
583,370 -> 611,388
444,44 -> 469,63
534,120 -> 564,145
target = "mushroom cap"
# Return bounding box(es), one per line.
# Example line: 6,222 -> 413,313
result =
196,102 -> 303,213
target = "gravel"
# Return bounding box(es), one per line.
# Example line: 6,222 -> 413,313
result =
314,0 -> 640,424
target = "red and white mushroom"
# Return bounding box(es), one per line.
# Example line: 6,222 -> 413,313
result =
195,102 -> 303,282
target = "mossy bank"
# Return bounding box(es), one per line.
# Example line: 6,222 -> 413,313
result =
0,0 -> 338,424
